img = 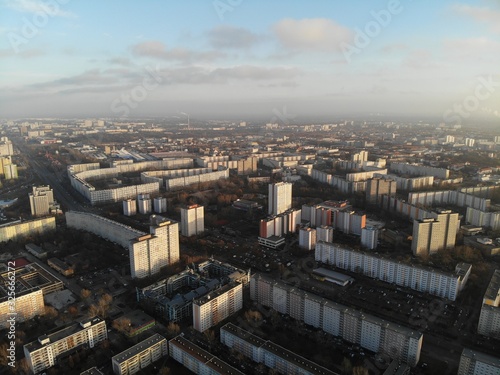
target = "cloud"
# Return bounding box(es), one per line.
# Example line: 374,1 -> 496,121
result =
443,37 -> 500,59
0,47 -> 45,59
452,4 -> 500,33
131,40 -> 223,62
401,49 -> 441,70
207,25 -> 262,49
273,18 -> 352,52
380,43 -> 408,53
107,57 -> 132,67
4,0 -> 76,18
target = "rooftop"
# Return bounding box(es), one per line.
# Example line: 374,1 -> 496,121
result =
112,333 -> 166,364
461,348 -> 500,368
483,269 -> 500,306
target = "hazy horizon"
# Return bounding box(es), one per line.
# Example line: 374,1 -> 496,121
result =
1,0 -> 499,124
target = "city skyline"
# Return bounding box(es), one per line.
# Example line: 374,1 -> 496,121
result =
1,0 -> 499,123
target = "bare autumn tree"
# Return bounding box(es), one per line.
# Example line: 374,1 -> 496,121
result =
165,322 -> 181,338
80,289 -> 92,304
44,306 -> 58,319
353,367 -> 369,375
112,318 -> 132,335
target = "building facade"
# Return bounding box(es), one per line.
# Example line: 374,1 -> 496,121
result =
123,199 -> 137,216
268,182 -> 292,215
361,226 -> 379,250
299,227 -> 317,250
477,270 -> 500,339
181,204 -> 204,237
111,334 -> 168,375
153,197 -> 167,213
457,348 -> 500,375
316,242 -> 471,301
250,274 -> 423,367
0,217 -> 56,243
366,177 -> 396,205
24,317 -> 107,374
29,185 -> 55,217
192,282 -> 243,332
137,194 -> 152,214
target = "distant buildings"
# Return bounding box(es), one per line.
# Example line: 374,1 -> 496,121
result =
251,274 -> 423,366
258,208 -> 301,249
412,210 -> 458,256
315,242 -> 471,301
0,137 -> 14,156
193,282 -> 243,332
3,163 -> 18,179
29,185 -> 56,217
477,269 -> 500,339
457,348 -> 500,375
268,182 -> 292,215
351,150 -> 368,163
181,204 -> 204,237
112,333 -> 168,375
24,317 -> 107,374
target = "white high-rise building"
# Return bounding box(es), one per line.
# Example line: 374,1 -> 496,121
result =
361,226 -> 379,250
129,217 -> 180,278
137,194 -> 152,214
316,226 -> 333,243
412,210 -> 458,256
29,185 -> 55,217
24,317 -> 107,374
465,138 -> 475,147
299,227 -> 316,250
351,150 -> 368,163
268,182 -> 292,215
123,199 -> 136,216
153,197 -> 167,213
180,204 -> 204,236
477,270 -> 500,339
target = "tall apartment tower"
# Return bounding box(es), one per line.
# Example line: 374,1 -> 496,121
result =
351,150 -> 368,163
457,348 -> 500,375
123,199 -> 137,216
366,177 -> 396,206
361,226 -> 379,250
299,227 -> 316,250
411,210 -> 458,256
129,217 -> 180,278
180,204 -> 204,236
29,185 -> 54,217
153,197 -> 167,213
477,269 -> 500,339
137,194 -> 152,214
268,182 -> 292,215
316,226 -> 333,243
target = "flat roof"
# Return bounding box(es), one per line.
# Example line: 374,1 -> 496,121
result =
25,317 -> 105,352
170,336 -> 244,375
112,333 -> 166,364
313,268 -> 354,283
461,348 -> 500,368
193,282 -> 240,306
221,323 -> 267,348
80,367 -> 105,375
484,269 -> 500,304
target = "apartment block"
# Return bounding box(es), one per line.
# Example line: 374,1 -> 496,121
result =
412,210 -> 458,256
250,274 -> 423,366
24,317 -> 107,374
477,270 -> 500,339
366,177 -> 396,206
361,226 -> 379,250
112,334 -> 168,375
181,204 -> 204,236
153,197 -> 167,213
299,227 -> 316,250
137,193 -> 152,214
268,182 -> 292,215
169,335 -> 244,375
457,348 -> 500,375
220,323 -> 338,375
316,242 -> 471,301
0,217 -> 56,243
29,185 -> 55,217
258,208 -> 301,249
316,226 -> 334,243
193,282 -> 243,332
123,199 -> 137,216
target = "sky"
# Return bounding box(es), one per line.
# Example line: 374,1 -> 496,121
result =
1,0 -> 500,122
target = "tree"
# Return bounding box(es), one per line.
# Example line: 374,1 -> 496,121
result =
353,367 -> 369,375
341,357 -> 352,375
112,318 -> 132,335
44,306 -> 58,319
165,322 -> 181,338
80,289 -> 92,304
68,305 -> 78,318
159,366 -> 171,375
